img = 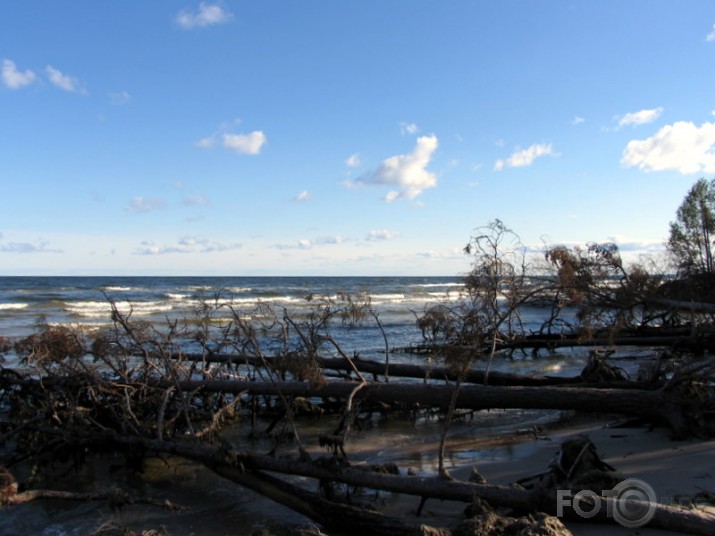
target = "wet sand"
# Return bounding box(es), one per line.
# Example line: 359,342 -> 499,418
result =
2,413 -> 714,535
379,415 -> 715,535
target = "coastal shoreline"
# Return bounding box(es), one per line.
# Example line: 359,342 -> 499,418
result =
381,413 -> 715,535
2,410 -> 714,535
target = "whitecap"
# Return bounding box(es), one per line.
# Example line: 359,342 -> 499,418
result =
0,303 -> 29,311
102,286 -> 135,292
409,282 -> 463,288
65,300 -> 174,317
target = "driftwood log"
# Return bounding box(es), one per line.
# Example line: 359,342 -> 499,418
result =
35,430 -> 713,536
2,331 -> 714,533
143,374 -> 706,439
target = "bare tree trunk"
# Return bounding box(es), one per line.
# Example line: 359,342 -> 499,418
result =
88,432 -> 715,536
149,377 -> 693,435
176,353 -> 581,386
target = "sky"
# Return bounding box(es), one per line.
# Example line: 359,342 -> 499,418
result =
2,1 -> 715,276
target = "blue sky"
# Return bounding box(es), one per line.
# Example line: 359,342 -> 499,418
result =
2,1 -> 715,276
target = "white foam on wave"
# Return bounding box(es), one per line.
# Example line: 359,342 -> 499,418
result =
427,291 -> 462,300
186,285 -> 214,292
65,300 -> 174,317
370,293 -> 406,304
102,286 -> 136,292
410,282 -> 463,289
227,287 -> 252,293
46,321 -> 106,332
230,296 -> 305,306
0,303 -> 29,311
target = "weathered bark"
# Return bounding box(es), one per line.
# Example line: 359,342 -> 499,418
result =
176,352 -> 581,386
647,298 -> 715,314
2,488 -> 186,511
84,433 -> 715,536
210,465 -> 451,536
146,377 -> 696,436
396,322 -> 715,355
3,363 -> 704,439
403,334 -> 712,355
96,432 -> 536,512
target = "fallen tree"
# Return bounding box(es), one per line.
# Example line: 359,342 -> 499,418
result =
173,352 -> 584,386
1,341 -> 714,534
5,428 -> 714,535
2,227 -> 715,534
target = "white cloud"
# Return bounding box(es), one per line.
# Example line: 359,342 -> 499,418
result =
46,65 -> 85,93
621,121 -> 715,174
366,230 -> 399,241
294,190 -> 311,202
494,143 -> 555,171
706,24 -> 715,42
605,236 -> 665,254
0,240 -> 60,254
1,59 -> 36,89
400,122 -> 419,135
345,153 -> 361,167
183,194 -> 210,207
194,135 -> 216,148
417,247 -> 463,259
274,236 -> 344,250
617,107 -> 663,128
176,2 -> 233,29
316,236 -> 344,245
362,135 -> 439,201
125,196 -> 167,213
135,242 -> 189,255
572,116 -> 585,125
136,236 -> 241,255
180,236 -> 241,252
222,131 -> 266,155
109,90 -> 131,106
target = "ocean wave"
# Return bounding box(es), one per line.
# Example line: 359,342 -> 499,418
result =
0,303 -> 29,311
370,293 -> 406,304
409,282 -> 463,289
166,293 -> 190,301
426,291 -> 462,299
227,287 -> 253,293
229,296 -> 305,306
102,286 -> 136,292
46,321 -> 106,332
185,285 -> 215,292
64,300 -> 175,317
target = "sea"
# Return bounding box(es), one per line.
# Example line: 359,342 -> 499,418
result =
0,276 -> 619,535
0,275 -> 459,351
0,275 -> 586,375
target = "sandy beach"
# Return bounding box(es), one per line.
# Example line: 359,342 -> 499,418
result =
2,412 -> 714,535
445,416 -> 715,535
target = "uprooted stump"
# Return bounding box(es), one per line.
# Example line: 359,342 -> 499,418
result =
520,435 -> 619,493
456,512 -> 572,536
0,467 -> 18,505
517,435 -> 621,505
456,495 -> 572,536
579,351 -> 627,383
